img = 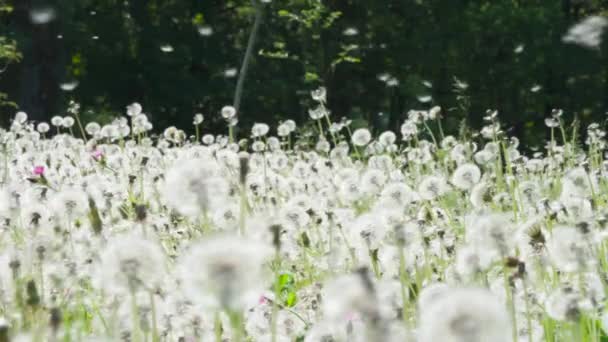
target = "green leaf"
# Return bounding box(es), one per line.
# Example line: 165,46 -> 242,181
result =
304,72 -> 319,82
192,13 -> 205,26
285,291 -> 297,307
278,273 -> 294,289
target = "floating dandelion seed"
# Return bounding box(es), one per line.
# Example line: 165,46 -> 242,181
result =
377,73 -> 391,82
386,78 -> 399,87
59,81 -> 79,92
224,68 -> 238,78
530,84 -> 542,93
197,26 -> 213,36
160,44 -> 174,53
417,95 -> 433,103
563,16 -> 608,49
514,44 -> 525,54
343,27 -> 359,36
453,77 -> 469,90
30,7 -> 56,24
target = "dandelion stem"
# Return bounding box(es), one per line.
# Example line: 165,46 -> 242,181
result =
270,251 -> 280,342
130,289 -> 142,342
398,246 -> 410,327
233,0 -> 263,113
214,312 -> 223,342
503,267 -> 517,342
73,112 -> 88,142
229,310 -> 244,342
150,291 -> 159,342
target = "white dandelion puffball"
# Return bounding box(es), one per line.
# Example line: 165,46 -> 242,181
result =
451,163 -> 482,190
193,113 -> 204,125
322,273 -> 376,322
126,102 -> 143,116
547,225 -> 590,272
99,236 -> 165,293
418,287 -> 510,342
178,235 -> 272,311
221,105 -> 237,120
162,158 -> 229,218
351,128 -> 372,146
418,175 -> 449,200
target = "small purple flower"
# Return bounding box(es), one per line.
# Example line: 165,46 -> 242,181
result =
33,166 -> 45,176
92,149 -> 103,160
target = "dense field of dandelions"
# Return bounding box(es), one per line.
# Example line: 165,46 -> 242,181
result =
1,95 -> 608,342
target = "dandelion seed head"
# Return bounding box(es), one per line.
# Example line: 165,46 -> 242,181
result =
178,235 -> 272,310
98,235 -> 165,293
418,287 -> 510,342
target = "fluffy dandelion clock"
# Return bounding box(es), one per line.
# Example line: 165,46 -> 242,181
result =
418,287 -> 510,342
311,86 -> 327,103
251,123 -> 270,138
545,286 -> 585,321
451,163 -> 481,190
546,225 -> 590,272
221,105 -> 237,120
322,272 -> 378,323
398,122 -> 417,142
466,213 -> 514,258
351,128 -> 372,146
193,113 -> 204,125
308,105 -> 327,120
162,158 -> 229,218
36,122 -> 50,134
350,212 -> 389,250
360,169 -> 387,195
178,235 -> 272,311
51,187 -> 88,223
51,116 -> 63,127
277,123 -> 290,137
378,131 -> 396,147
62,116 -> 75,128
99,235 -> 165,293
455,245 -> 495,277
418,175 -> 448,200
379,182 -> 418,208
417,282 -> 449,311
126,102 -> 143,117
561,167 -> 595,199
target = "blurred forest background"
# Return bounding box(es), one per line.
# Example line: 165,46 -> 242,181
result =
0,0 -> 607,146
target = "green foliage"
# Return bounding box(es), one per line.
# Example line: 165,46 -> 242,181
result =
0,37 -> 19,62
277,273 -> 298,308
0,1 -> 21,111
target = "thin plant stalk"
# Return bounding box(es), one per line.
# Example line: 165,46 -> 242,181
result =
233,0 -> 263,113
